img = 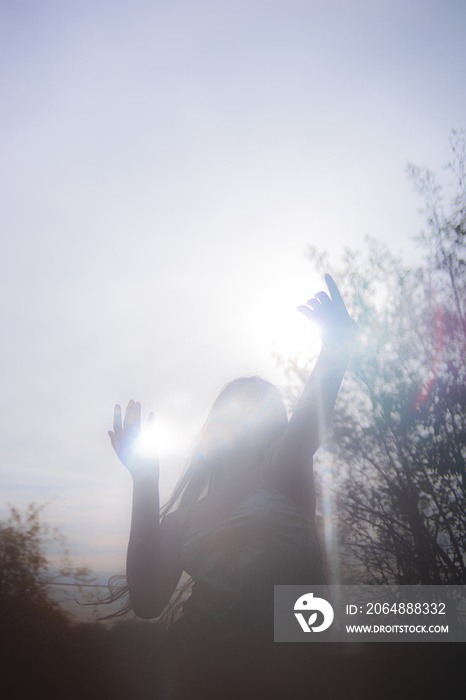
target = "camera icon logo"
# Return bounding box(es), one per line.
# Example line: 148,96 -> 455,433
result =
294,592 -> 334,633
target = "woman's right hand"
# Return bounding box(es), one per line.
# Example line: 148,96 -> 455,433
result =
108,400 -> 159,479
298,273 -> 358,344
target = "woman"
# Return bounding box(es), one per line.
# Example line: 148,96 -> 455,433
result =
108,274 -> 357,699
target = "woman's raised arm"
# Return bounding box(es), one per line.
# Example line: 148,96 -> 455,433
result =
271,274 -> 357,484
109,400 -> 183,618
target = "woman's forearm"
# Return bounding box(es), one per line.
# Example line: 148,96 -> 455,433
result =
273,332 -> 356,477
126,472 -> 162,618
291,336 -> 355,453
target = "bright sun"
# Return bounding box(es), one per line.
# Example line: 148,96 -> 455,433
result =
135,416 -> 185,460
245,273 -> 323,364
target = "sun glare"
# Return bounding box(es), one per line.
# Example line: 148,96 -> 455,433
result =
135,416 -> 184,460
248,278 -> 323,363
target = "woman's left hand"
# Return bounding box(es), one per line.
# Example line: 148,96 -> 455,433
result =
108,400 -> 159,478
298,273 -> 358,343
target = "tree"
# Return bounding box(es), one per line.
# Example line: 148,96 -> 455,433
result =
0,502 -> 96,628
0,502 -> 170,699
407,129 -> 466,349
280,131 -> 466,585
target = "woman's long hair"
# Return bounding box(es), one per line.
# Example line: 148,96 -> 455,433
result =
97,377 -> 288,620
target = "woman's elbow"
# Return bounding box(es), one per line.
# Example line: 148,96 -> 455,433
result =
130,592 -> 165,620
134,607 -> 160,620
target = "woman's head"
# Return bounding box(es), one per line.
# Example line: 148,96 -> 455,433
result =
160,377 -> 288,516
200,377 -> 288,459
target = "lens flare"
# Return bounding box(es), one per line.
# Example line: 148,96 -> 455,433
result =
411,281 -> 444,411
134,417 -> 182,459
135,431 -> 158,458
320,461 -> 341,585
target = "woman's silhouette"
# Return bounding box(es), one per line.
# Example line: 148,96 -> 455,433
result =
108,274 -> 357,699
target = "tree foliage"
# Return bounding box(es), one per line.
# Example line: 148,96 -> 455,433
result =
0,502 -> 96,625
0,504 -> 173,700
282,130 -> 466,585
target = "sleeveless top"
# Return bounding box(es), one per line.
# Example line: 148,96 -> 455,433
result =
178,478 -> 324,644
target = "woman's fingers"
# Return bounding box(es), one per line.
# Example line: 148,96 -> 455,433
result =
324,273 -> 345,307
124,399 -> 141,435
123,400 -> 133,431
315,291 -> 331,305
299,273 -> 357,342
297,305 -> 314,321
112,400 -> 148,437
109,401 -> 160,475
306,298 -> 322,310
113,405 -> 123,439
144,412 -> 157,451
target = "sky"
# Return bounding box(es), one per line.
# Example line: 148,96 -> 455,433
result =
1,0 -> 465,610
